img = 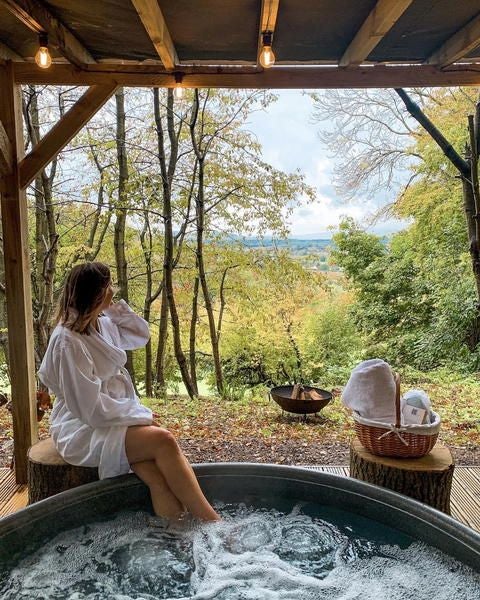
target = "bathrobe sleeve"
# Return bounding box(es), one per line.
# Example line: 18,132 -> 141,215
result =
101,300 -> 150,350
58,336 -> 153,429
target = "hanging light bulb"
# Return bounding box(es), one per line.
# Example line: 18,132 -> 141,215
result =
35,32 -> 52,69
259,31 -> 275,68
173,72 -> 185,100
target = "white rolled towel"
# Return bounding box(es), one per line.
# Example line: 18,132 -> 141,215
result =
342,359 -> 397,424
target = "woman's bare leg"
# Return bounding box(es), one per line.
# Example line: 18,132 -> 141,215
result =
126,425 -> 219,521
131,460 -> 184,518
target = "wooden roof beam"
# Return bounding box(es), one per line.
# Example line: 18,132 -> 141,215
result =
257,0 -> 280,66
340,0 -> 413,67
12,62 -> 480,88
426,13 -> 480,68
0,120 -> 13,176
130,0 -> 178,70
0,0 -> 95,66
19,83 -> 117,188
0,40 -> 23,61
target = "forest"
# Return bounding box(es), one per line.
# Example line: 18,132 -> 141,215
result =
0,85 -> 479,424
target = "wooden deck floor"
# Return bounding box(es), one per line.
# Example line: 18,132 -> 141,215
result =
0,466 -> 479,532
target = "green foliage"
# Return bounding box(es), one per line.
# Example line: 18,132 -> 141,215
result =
327,88 -> 480,374
332,207 -> 479,372
302,296 -> 363,386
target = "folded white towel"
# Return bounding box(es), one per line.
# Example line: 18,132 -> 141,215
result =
401,389 -> 432,424
342,359 -> 397,423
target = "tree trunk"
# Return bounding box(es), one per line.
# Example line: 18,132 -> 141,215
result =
350,438 -> 454,514
154,284 -> 169,396
189,275 -> 200,396
114,88 -> 136,386
154,88 -> 196,398
196,161 -> 224,395
28,438 -> 98,504
190,90 -> 224,395
140,217 -> 153,397
23,85 -> 59,367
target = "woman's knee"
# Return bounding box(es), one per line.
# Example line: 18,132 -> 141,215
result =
126,425 -> 179,463
152,427 -> 180,452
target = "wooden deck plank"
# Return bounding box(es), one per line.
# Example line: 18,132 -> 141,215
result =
466,466 -> 480,485
0,468 -> 28,516
0,472 -> 18,503
455,468 -> 480,496
0,468 -> 12,487
0,484 -> 27,517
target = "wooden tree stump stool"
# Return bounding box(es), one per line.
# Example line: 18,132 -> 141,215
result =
350,437 -> 454,514
28,438 -> 99,504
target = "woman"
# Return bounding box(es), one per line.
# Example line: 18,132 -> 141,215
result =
38,262 -> 219,522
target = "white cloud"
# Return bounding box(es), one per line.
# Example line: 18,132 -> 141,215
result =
245,90 -> 408,238
287,194 -> 364,236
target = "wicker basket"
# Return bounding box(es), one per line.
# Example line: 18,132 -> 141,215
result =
353,373 -> 440,458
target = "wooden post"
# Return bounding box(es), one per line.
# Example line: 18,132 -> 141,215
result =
0,61 -> 38,483
350,438 -> 454,514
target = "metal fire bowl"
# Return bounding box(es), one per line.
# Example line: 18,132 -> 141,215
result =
270,385 -> 332,415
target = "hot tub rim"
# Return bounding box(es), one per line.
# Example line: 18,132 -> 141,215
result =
0,463 -> 478,572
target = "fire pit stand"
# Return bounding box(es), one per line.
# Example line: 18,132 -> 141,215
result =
270,385 -> 332,420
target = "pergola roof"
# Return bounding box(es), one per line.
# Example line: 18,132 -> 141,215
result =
1,0 -> 480,87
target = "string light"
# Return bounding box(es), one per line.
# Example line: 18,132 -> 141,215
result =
173,72 -> 185,100
259,31 -> 275,68
35,32 -> 52,69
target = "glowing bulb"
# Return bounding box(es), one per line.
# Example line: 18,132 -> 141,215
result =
174,85 -> 184,100
259,45 -> 275,68
35,33 -> 52,69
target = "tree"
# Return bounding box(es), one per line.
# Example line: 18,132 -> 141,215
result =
22,85 -> 61,366
314,87 -> 480,365
394,88 -> 480,349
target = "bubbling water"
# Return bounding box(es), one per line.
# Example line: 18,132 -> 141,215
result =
1,505 -> 479,600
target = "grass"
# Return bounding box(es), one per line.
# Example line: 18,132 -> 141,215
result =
142,373 -> 480,451
1,372 -> 478,455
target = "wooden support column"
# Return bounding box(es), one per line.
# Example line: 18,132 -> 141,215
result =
0,61 -> 37,484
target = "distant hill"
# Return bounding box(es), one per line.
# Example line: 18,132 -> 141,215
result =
237,237 -> 333,253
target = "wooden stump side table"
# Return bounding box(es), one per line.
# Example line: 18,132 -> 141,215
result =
349,437 -> 454,514
28,438 -> 99,504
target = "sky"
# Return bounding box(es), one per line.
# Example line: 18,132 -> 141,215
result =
245,90 -> 409,238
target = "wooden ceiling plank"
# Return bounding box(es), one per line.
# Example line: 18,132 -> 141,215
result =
340,0 -> 414,67
19,83 -> 117,188
0,41 -> 24,61
0,0 -> 95,66
257,0 -> 280,65
130,0 -> 178,70
0,120 -> 13,176
260,0 -> 280,32
12,62 -> 480,88
426,13 -> 480,68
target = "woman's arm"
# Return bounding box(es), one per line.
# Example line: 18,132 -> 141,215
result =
101,300 -> 150,350
58,337 -> 152,429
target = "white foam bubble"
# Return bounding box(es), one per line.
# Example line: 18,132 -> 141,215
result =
1,506 -> 478,599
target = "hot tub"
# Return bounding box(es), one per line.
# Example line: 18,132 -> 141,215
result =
0,463 -> 479,598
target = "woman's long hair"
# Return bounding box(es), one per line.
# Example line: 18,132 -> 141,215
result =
56,262 -> 111,334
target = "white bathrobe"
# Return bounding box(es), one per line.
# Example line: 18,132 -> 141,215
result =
38,300 -> 153,479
